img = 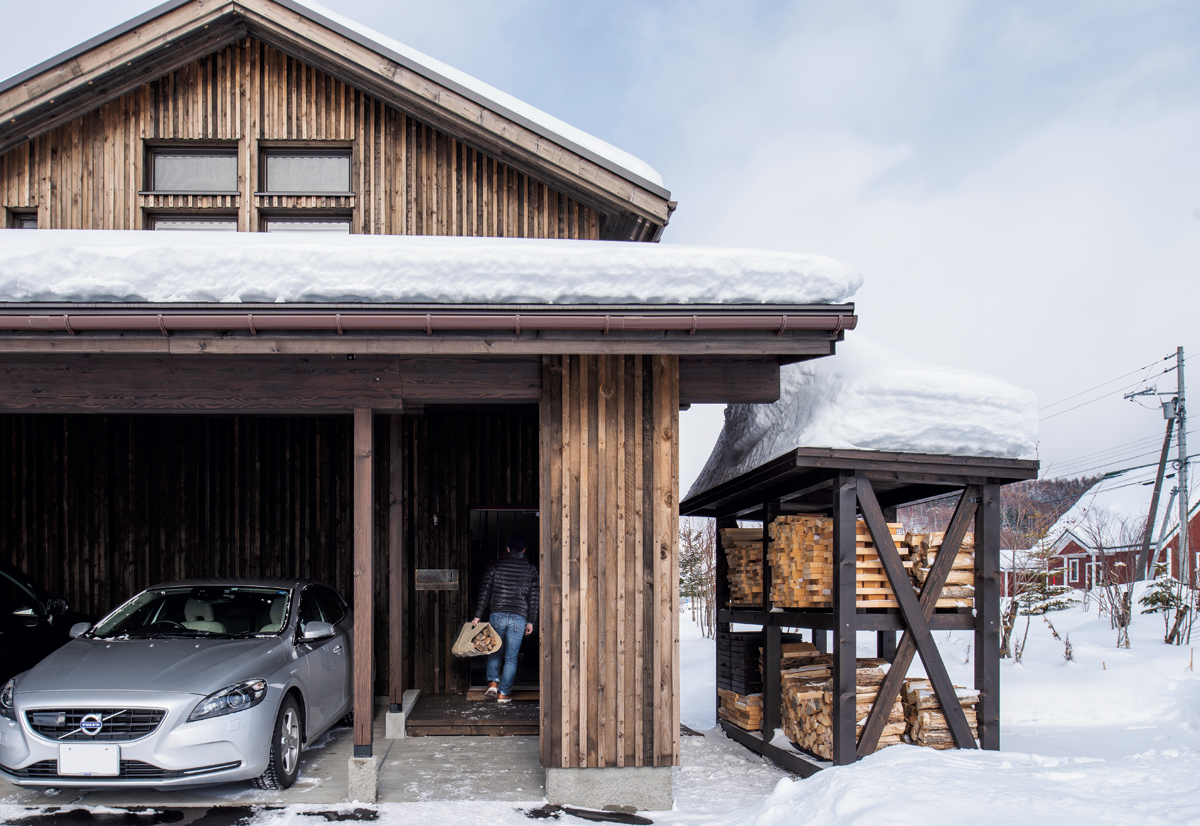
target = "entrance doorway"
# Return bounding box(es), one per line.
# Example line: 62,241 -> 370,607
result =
467,508 -> 540,691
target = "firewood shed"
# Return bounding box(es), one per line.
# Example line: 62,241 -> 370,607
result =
679,447 -> 1038,776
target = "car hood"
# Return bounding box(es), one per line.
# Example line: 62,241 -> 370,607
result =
14,636 -> 290,695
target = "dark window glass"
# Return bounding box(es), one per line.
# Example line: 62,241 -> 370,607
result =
10,213 -> 37,229
314,586 -> 347,625
151,150 -> 238,192
297,589 -> 326,636
0,572 -> 41,616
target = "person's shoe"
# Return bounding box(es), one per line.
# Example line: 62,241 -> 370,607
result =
497,693 -> 512,704
485,682 -> 499,699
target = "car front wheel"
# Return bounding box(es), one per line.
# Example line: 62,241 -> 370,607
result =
252,694 -> 302,790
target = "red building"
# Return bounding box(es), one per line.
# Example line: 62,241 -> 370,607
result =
1162,503 -> 1200,586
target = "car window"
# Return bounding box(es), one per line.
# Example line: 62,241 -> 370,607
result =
314,586 -> 346,625
92,586 -> 289,638
0,572 -> 42,617
297,589 -> 325,636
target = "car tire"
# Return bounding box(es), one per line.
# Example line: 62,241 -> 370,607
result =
252,694 -> 302,790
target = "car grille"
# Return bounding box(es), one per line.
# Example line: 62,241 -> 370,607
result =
2,759 -> 241,780
25,709 -> 167,742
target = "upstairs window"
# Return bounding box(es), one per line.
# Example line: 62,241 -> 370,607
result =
262,150 -> 352,195
149,148 -> 238,193
264,217 -> 351,233
151,216 -> 238,231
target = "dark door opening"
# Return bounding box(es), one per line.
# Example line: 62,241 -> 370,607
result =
467,508 -> 540,691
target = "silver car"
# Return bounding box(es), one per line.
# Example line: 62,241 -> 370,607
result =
0,578 -> 352,790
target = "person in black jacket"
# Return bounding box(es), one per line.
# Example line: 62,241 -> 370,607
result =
472,534 -> 539,703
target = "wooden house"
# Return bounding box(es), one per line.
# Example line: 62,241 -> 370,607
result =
0,0 -> 858,807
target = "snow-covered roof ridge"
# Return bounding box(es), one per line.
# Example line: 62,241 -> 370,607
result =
687,335 -> 1038,499
0,229 -> 862,306
289,0 -> 666,194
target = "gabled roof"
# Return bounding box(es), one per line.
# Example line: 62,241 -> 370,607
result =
0,0 -> 671,224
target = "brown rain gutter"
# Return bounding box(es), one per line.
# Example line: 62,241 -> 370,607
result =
0,311 -> 857,336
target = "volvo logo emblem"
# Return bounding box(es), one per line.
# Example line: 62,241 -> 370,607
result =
80,714 -> 104,736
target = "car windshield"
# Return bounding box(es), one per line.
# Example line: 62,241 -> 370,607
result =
91,586 -> 291,639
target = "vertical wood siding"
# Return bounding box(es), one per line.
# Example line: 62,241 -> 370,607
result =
539,355 -> 679,768
0,39 -> 601,238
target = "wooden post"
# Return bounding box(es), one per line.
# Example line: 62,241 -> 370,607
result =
388,414 -> 404,713
975,483 -> 1001,750
761,500 -> 780,741
831,475 -> 857,766
714,515 -> 736,723
353,408 -> 374,757
876,630 -> 896,663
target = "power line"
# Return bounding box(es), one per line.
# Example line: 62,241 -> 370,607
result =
1039,371 -> 1173,422
1039,355 -> 1171,411
1049,429 -> 1198,477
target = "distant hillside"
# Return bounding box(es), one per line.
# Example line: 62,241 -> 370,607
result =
899,475 -> 1101,550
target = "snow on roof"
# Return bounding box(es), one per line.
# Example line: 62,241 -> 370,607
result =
0,229 -> 862,306
1047,470 -> 1199,553
687,335 -> 1038,499
293,0 -> 665,192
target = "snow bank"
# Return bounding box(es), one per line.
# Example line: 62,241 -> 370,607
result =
294,0 -> 664,189
0,229 -> 862,306
688,335 -> 1038,497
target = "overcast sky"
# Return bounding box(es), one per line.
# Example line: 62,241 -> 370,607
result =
3,0 -> 1199,495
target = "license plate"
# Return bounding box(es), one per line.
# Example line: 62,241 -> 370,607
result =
59,743 -> 120,776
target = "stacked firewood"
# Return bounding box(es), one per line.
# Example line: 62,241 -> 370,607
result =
905,532 -> 976,609
470,625 -> 501,653
767,516 -> 833,608
780,655 -> 905,759
717,688 -> 763,731
902,678 -> 980,749
720,527 -> 766,607
854,522 -> 912,609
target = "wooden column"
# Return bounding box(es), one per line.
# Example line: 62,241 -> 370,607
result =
831,474 -> 857,766
713,515 -> 736,722
975,483 -> 1001,750
352,408 -> 374,757
539,354 -> 679,769
876,630 -> 897,663
388,414 -> 404,712
761,500 -> 780,741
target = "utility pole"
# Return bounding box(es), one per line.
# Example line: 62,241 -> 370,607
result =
1176,346 -> 1189,591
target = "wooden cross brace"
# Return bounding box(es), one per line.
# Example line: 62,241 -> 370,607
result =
854,479 -> 980,757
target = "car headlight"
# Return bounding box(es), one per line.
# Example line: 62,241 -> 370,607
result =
187,679 -> 268,722
0,679 -> 15,721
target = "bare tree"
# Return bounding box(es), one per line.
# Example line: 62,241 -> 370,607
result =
1079,507 -> 1140,649
679,517 -> 717,639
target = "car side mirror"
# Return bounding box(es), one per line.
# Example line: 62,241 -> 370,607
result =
47,599 -> 68,619
302,621 -> 335,641
69,622 -> 91,639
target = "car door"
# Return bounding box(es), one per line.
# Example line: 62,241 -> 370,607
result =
0,570 -> 55,683
295,587 -> 342,733
313,586 -> 352,715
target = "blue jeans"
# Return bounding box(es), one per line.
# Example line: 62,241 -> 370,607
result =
486,612 -> 526,696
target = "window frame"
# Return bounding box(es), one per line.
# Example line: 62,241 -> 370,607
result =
258,147 -> 354,196
261,215 -> 352,233
1068,558 -> 1079,582
7,210 -> 38,229
143,145 -> 240,196
149,214 -> 239,232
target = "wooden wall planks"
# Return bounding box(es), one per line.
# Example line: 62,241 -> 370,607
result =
0,39 -> 603,238
539,355 -> 679,769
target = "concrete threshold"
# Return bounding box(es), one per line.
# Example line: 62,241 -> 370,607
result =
1,701 -> 545,807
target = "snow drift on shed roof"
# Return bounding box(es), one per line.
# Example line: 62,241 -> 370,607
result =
0,230 -> 862,306
687,335 -> 1038,499
293,0 -> 664,191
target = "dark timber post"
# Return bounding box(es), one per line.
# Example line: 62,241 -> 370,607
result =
975,483 -> 1001,750
831,475 -> 858,765
876,630 -> 896,663
714,515 -> 736,722
388,414 -> 405,713
353,408 -> 374,757
762,502 -> 782,741
761,501 -> 778,613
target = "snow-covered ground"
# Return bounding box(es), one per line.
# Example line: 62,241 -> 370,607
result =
4,589 -> 1199,824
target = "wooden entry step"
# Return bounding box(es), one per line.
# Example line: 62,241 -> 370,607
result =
466,688 -> 540,702
406,693 -> 539,736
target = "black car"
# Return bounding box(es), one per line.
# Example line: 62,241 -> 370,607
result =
0,561 -> 89,683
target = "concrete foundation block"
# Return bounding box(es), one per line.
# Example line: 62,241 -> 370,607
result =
545,767 -> 673,812
384,688 -> 421,739
347,756 -> 378,803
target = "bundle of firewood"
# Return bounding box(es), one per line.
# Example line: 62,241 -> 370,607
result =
720,527 -> 765,607
905,532 -> 976,609
470,625 -> 501,653
853,522 -> 912,609
717,688 -> 763,731
767,516 -> 833,608
780,655 -> 905,760
902,678 -> 980,749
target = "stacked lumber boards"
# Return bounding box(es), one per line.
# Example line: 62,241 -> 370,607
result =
853,522 -> 912,609
905,531 -> 976,609
767,516 -> 833,608
717,631 -> 765,695
902,678 -> 980,749
780,654 -> 905,759
720,527 -> 765,607
717,688 -> 763,731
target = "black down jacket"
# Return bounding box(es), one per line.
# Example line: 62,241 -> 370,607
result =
473,551 -> 539,626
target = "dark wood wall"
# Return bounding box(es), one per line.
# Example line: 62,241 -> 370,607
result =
539,355 -> 679,769
0,408 -> 538,696
0,38 -> 604,238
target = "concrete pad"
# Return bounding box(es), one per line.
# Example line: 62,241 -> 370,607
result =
546,766 -> 672,812
376,736 -> 544,802
347,756 -> 378,803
